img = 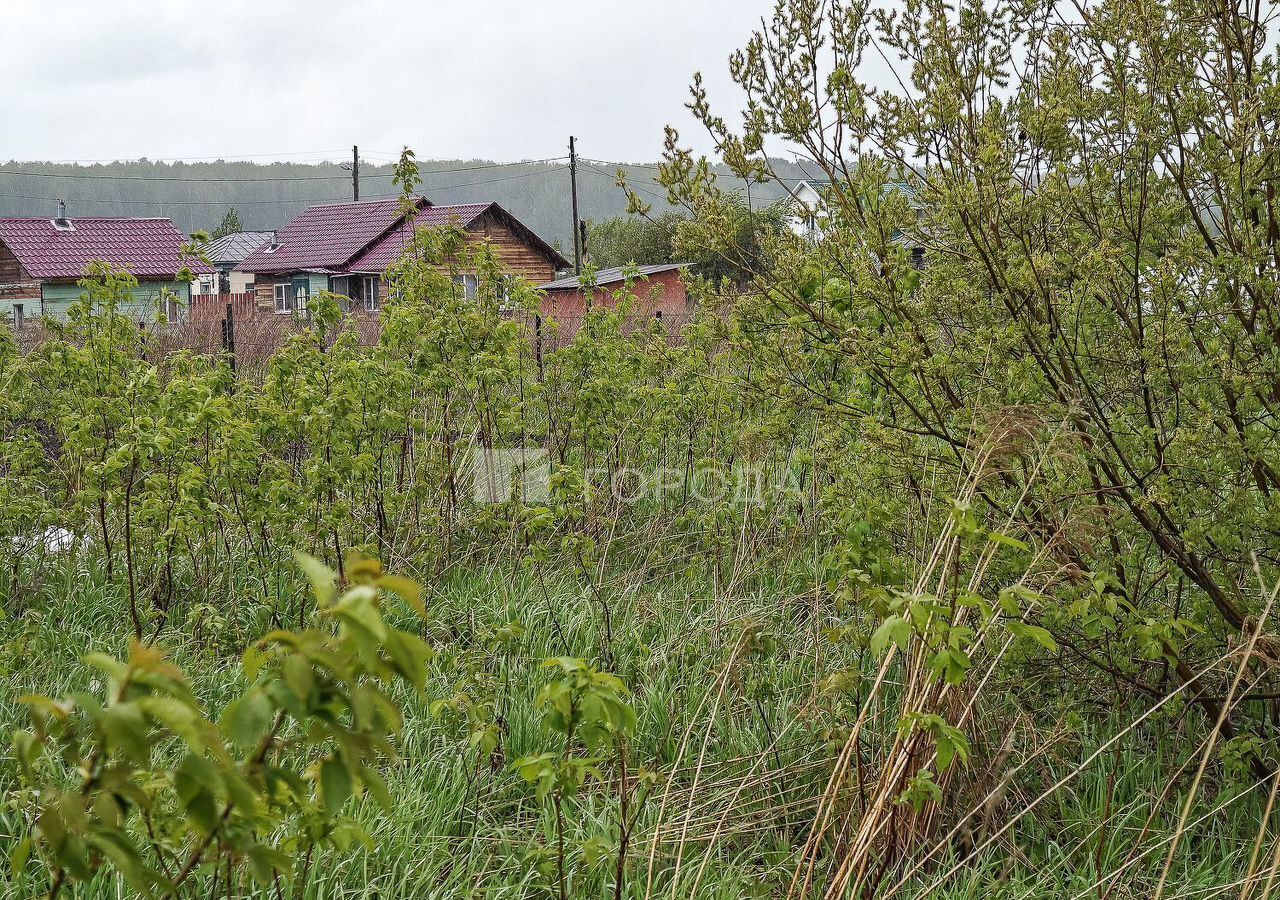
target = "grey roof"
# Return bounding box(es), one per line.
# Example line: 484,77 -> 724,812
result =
203,231 -> 274,266
540,263 -> 690,291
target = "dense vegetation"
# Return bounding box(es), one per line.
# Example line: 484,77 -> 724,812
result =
5,0 -> 1280,897
586,200 -> 794,284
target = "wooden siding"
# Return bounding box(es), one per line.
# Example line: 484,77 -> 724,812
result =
247,213 -> 560,316
39,280 -> 192,322
252,273 -> 335,314
464,212 -> 560,284
0,240 -> 40,313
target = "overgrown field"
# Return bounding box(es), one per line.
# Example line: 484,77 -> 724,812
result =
0,553 -> 1268,899
9,0 -> 1280,893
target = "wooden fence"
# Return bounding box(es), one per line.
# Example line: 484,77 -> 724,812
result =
189,292 -> 257,323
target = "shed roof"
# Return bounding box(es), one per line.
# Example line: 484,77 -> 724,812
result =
539,263 -> 689,291
0,216 -> 214,280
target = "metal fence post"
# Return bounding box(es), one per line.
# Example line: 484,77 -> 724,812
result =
224,301 -> 237,376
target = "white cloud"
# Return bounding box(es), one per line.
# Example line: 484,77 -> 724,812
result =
1,0 -> 772,163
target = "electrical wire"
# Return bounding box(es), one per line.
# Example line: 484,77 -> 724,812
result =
583,157 -> 826,183
580,162 -> 673,204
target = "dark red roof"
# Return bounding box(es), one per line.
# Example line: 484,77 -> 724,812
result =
346,203 -> 492,273
0,217 -> 213,280
238,197 -> 424,274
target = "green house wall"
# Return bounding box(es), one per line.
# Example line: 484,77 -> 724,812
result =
8,280 -> 193,323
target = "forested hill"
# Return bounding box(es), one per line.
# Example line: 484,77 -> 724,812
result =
0,157 -> 815,248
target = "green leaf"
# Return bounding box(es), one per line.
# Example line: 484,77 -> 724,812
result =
376,574 -> 426,617
222,688 -> 274,750
100,702 -> 150,762
1007,621 -> 1058,652
870,615 -> 912,655
320,757 -> 352,818
293,550 -> 337,607
9,836 -> 30,879
331,587 -> 387,641
84,653 -> 128,684
136,696 -> 206,751
361,765 -> 393,813
246,844 -> 293,885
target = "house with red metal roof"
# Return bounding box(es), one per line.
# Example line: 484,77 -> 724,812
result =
0,210 -> 212,329
236,197 -> 568,315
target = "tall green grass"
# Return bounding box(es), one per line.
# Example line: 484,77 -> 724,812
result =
0,550 -> 1272,898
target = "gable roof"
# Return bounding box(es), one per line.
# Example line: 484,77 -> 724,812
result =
237,197 -> 426,274
203,231 -> 274,266
347,202 -> 570,274
540,263 -> 689,291
346,203 -> 492,274
0,216 -> 214,280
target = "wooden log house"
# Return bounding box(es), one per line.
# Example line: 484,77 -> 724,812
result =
236,197 -> 568,316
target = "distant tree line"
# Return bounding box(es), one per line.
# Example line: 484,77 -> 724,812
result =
586,198 -> 792,284
0,157 -> 816,251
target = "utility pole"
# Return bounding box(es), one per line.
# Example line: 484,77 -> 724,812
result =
569,136 -> 581,274
352,145 -> 360,201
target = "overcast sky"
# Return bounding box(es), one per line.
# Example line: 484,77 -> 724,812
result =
2,0 -> 776,165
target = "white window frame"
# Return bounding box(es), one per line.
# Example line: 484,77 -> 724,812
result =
274,283 -> 292,314
363,276 -> 379,311
452,273 -> 479,300
497,275 -> 517,311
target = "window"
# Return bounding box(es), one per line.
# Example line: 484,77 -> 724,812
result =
12,303 -> 24,329
452,273 -> 479,300
295,284 -> 308,314
274,283 -> 292,314
363,276 -> 380,311
330,276 -> 351,313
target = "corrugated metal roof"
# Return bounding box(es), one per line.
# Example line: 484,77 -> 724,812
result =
0,216 -> 214,280
539,263 -> 689,291
237,198 -> 424,274
237,198 -> 570,277
203,231 -> 273,265
346,203 -> 492,273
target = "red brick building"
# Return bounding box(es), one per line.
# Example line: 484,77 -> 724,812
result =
539,263 -> 691,323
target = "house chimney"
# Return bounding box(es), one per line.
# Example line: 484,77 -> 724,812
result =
52,199 -> 74,231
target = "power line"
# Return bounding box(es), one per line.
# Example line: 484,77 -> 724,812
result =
8,150 -> 354,164
583,157 -> 824,184
0,191 -> 370,206
580,163 -> 672,204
